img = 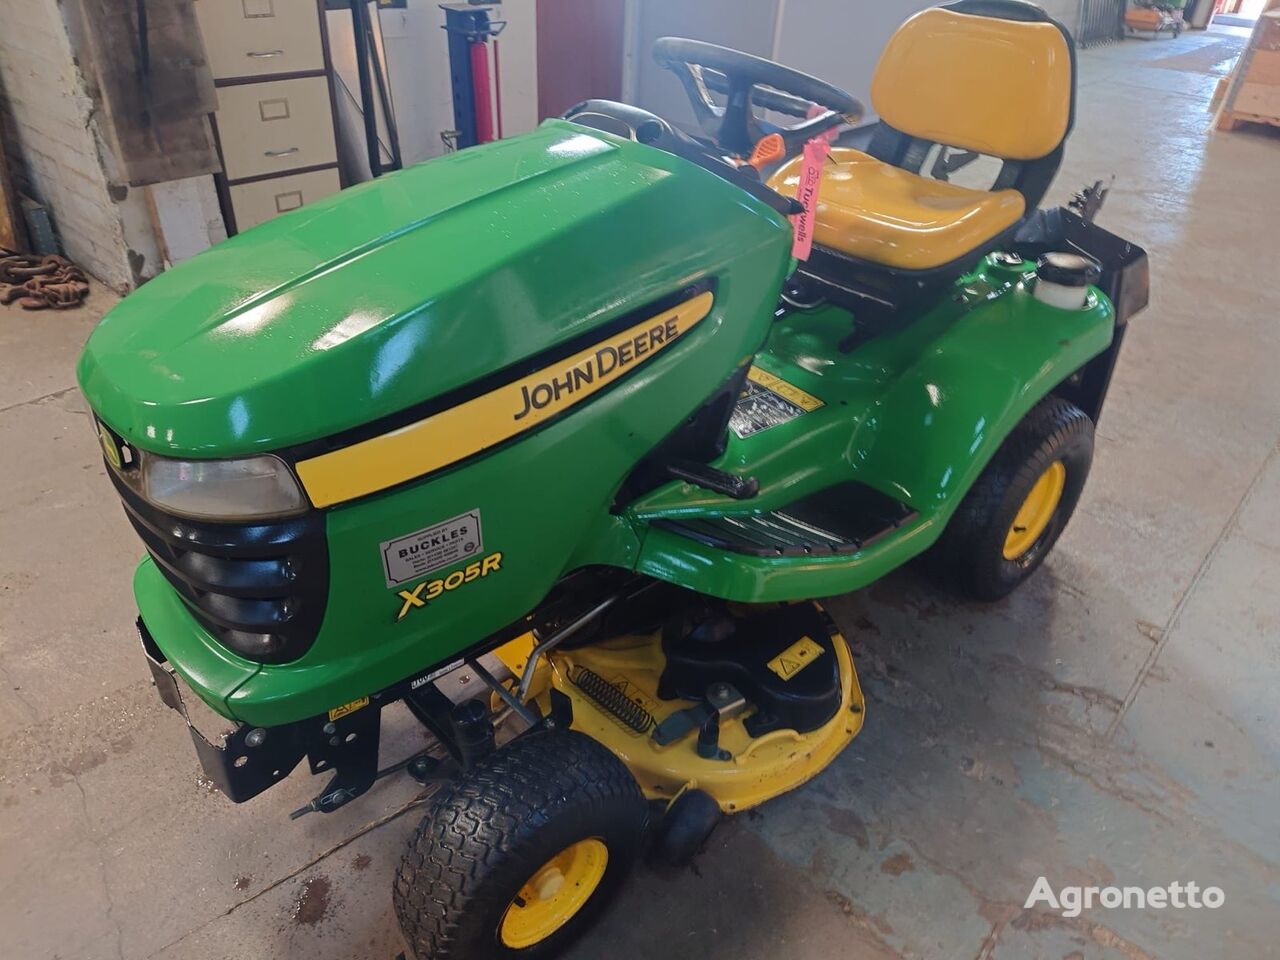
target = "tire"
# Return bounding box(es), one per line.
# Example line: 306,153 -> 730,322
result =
931,396 -> 1093,601
394,729 -> 648,960
653,788 -> 721,866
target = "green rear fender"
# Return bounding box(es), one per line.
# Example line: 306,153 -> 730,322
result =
855,287 -> 1114,517
631,273 -> 1116,602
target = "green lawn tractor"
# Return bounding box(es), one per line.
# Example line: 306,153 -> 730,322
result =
78,1 -> 1146,956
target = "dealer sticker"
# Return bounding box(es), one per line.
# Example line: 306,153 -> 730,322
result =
380,509 -> 483,587
729,366 -> 824,439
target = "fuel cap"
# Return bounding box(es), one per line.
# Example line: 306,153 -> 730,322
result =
1035,252 -> 1101,287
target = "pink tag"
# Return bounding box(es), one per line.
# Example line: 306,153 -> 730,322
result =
806,101 -> 840,144
790,136 -> 830,261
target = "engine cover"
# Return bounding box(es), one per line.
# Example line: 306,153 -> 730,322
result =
658,603 -> 842,736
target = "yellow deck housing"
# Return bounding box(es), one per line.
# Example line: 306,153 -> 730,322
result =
521,617 -> 864,813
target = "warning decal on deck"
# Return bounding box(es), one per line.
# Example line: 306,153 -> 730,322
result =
609,676 -> 661,720
729,366 -> 824,439
766,636 -> 827,681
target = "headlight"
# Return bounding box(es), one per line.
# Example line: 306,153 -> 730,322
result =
115,448 -> 309,521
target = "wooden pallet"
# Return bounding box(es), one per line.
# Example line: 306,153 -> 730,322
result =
1216,107 -> 1280,131
1216,7 -> 1280,132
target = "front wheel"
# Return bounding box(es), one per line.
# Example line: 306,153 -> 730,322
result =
394,728 -> 648,959
931,396 -> 1094,601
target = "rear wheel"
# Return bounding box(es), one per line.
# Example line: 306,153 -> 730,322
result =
394,728 -> 647,959
932,396 -> 1094,601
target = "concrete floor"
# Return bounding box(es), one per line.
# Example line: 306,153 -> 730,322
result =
2,28 -> 1278,960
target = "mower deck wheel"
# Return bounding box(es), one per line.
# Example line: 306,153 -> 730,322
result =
931,396 -> 1093,601
394,728 -> 647,959
653,788 -> 722,866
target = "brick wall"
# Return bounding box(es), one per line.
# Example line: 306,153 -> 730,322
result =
0,0 -> 158,290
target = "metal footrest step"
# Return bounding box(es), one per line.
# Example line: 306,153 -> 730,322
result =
652,481 -> 916,558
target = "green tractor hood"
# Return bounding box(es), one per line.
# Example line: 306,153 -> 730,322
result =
78,120 -> 788,457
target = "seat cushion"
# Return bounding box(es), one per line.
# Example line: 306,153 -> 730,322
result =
872,7 -> 1073,161
768,148 -> 1026,271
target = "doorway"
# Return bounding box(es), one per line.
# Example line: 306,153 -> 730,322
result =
1214,0 -> 1270,28
536,0 -> 626,121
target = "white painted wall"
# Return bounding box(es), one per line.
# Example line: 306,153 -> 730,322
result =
628,0 -> 934,125
0,0 -> 163,289
629,0 -> 780,130
147,177 -> 227,265
1038,0 -> 1083,38
773,0 -> 937,117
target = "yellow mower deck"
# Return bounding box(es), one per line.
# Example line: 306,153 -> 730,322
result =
508,615 -> 865,813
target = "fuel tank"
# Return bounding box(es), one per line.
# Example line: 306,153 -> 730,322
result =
78,119 -> 791,457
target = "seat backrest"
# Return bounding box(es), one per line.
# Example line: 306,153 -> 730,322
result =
871,1 -> 1074,161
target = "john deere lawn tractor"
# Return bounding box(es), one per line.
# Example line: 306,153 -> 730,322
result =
78,1 -> 1146,956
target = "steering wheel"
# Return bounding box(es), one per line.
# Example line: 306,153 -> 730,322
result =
654,37 -> 864,158
561,98 -> 804,219
560,99 -> 677,146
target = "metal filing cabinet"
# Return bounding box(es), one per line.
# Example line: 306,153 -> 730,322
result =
194,0 -> 343,234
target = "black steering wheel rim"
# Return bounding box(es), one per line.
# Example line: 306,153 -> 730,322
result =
653,37 -> 864,156
560,98 -> 804,220
561,99 -> 675,145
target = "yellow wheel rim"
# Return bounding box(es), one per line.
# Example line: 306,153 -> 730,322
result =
1003,461 -> 1066,560
499,838 -> 608,949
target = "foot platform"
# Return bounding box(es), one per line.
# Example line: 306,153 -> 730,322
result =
652,481 -> 916,558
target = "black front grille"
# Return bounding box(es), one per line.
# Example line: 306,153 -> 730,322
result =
109,471 -> 329,664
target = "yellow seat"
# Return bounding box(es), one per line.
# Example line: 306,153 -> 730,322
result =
768,148 -> 1025,271
767,4 -> 1073,273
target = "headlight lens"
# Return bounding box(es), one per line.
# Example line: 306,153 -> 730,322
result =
124,452 -> 309,521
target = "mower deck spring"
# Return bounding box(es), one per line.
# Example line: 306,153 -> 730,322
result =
570,666 -> 655,734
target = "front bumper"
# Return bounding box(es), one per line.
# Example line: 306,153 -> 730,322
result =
139,618 -> 382,807
138,615 -> 526,811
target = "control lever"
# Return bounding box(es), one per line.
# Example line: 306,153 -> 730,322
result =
652,682 -> 748,761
